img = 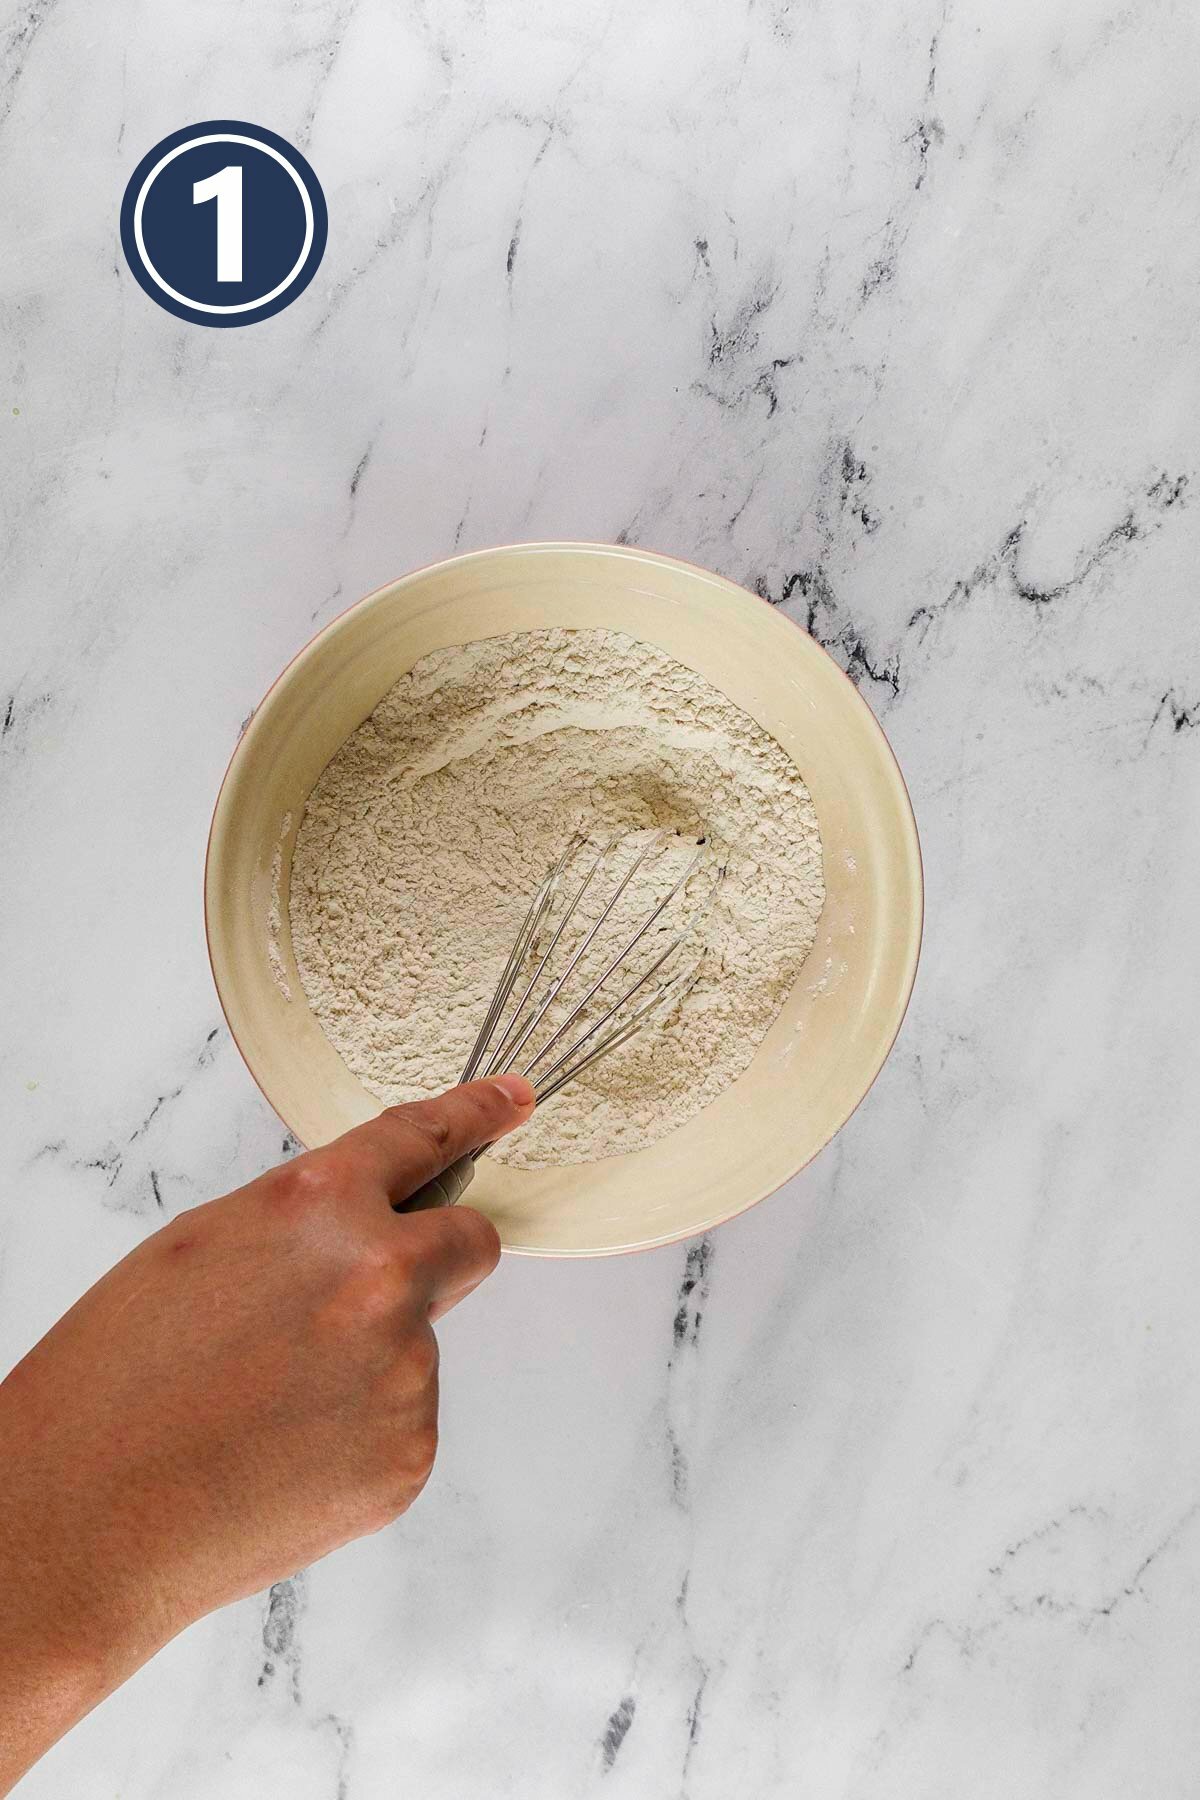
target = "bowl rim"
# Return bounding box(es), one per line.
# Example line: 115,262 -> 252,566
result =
204,538 -> 924,1256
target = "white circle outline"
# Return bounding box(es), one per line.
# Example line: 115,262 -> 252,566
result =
133,132 -> 316,315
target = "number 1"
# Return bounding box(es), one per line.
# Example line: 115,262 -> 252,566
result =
193,164 -> 243,283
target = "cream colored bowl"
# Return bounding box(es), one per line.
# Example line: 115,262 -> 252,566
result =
205,542 -> 921,1256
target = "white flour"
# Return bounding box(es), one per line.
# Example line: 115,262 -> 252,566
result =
289,628 -> 824,1168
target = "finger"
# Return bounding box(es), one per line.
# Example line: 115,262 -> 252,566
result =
334,1074 -> 535,1205
395,1204 -> 502,1317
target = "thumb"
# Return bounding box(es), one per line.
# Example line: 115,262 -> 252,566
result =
341,1074 -> 536,1206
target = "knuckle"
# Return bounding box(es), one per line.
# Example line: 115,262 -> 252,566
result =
374,1412 -> 438,1518
269,1156 -> 339,1214
409,1420 -> 439,1480
350,1265 -> 399,1322
312,1245 -> 399,1335
456,1206 -> 502,1275
408,1329 -> 440,1387
383,1105 -> 452,1157
397,1416 -> 439,1489
363,1478 -> 415,1534
388,1325 -> 439,1395
464,1081 -> 507,1131
365,1357 -> 440,1522
382,1245 -> 417,1293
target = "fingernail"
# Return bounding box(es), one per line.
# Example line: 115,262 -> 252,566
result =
489,1073 -> 535,1110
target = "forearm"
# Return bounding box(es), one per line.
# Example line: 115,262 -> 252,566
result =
0,1596 -> 116,1796
0,1371 -> 173,1795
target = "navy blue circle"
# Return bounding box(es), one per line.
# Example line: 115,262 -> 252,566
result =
120,122 -> 327,328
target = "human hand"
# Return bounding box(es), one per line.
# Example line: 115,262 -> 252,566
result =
0,1073 -> 533,1794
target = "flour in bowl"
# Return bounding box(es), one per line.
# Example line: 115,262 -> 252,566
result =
289,627 -> 824,1167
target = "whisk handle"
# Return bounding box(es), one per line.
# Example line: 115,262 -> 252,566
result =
396,1153 -> 476,1213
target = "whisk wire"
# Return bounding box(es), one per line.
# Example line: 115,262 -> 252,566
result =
521,854 -> 718,1081
532,961 -> 704,1106
480,828 -> 668,1079
459,831 -> 584,1083
468,827 -> 719,1114
478,831 -> 615,1077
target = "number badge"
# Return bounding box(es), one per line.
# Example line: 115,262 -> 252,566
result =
120,121 -> 328,327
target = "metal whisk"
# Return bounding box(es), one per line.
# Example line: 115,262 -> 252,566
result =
401,829 -> 723,1210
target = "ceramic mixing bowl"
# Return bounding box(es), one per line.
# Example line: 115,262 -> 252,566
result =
205,542 -> 922,1255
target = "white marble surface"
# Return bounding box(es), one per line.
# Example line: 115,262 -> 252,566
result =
3,0 -> 1200,1792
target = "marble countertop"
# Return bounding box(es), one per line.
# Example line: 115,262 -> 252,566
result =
3,0 -> 1199,1793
